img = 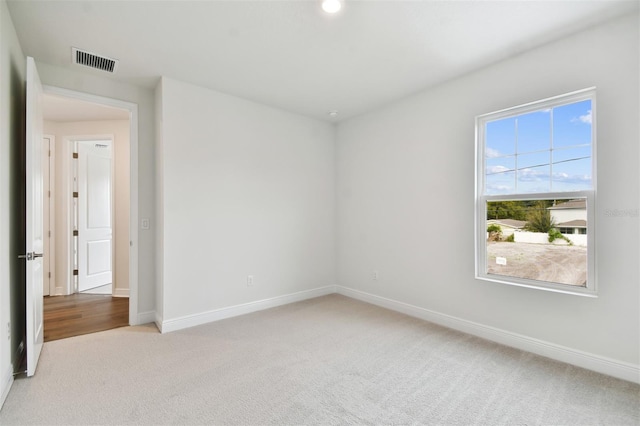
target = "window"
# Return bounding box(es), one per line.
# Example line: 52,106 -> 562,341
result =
476,88 -> 596,296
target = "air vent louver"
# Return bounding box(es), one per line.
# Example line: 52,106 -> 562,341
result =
71,47 -> 119,73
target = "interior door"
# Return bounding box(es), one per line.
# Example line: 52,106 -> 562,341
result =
77,140 -> 113,292
25,57 -> 44,377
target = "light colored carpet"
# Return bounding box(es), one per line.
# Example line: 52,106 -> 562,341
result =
0,294 -> 638,425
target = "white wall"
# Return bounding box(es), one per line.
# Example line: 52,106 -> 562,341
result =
43,120 -> 130,297
551,209 -> 587,224
337,13 -> 639,367
157,77 -> 336,326
0,0 -> 25,407
514,231 -> 587,247
35,63 -> 156,321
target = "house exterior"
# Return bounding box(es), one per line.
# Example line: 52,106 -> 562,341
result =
548,199 -> 587,235
486,219 -> 526,238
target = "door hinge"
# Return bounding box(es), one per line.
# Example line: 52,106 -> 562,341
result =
73,269 -> 78,276
48,272 -> 51,278
73,152 -> 78,159
48,150 -> 51,157
48,230 -> 51,237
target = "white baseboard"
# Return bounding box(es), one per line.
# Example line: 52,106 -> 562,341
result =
113,288 -> 130,298
1,366 -> 13,410
136,310 -> 156,326
160,285 -> 337,334
336,286 -> 640,384
154,312 -> 163,333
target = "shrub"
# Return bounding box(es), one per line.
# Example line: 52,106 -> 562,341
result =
548,228 -> 573,245
505,233 -> 515,242
487,224 -> 502,241
487,224 -> 502,233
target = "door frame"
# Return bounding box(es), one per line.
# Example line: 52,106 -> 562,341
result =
43,85 -> 140,325
43,134 -> 56,296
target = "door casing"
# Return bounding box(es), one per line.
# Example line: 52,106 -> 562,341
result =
42,85 -> 140,326
42,135 -> 56,296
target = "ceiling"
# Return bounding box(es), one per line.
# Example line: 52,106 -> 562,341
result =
8,0 -> 638,122
43,94 -> 130,122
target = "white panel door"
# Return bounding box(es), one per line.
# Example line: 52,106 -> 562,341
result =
25,57 -> 44,377
77,140 -> 113,292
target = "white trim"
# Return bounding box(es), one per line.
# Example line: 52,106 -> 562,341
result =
43,134 -> 56,296
0,367 -> 13,410
475,88 -> 597,296
113,288 -> 129,298
336,286 -> 639,384
154,312 -> 163,332
159,286 -> 337,334
52,286 -> 66,296
42,85 -> 139,326
128,105 -> 139,325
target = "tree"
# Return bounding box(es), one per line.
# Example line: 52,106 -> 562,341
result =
524,200 -> 556,233
486,201 -> 527,221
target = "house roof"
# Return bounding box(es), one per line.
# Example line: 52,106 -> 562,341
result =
557,220 -> 587,227
548,199 -> 587,210
487,219 -> 527,229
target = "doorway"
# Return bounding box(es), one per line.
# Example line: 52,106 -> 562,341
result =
40,87 -> 139,339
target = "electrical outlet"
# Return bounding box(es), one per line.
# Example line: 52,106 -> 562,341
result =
373,270 -> 379,281
247,275 -> 254,287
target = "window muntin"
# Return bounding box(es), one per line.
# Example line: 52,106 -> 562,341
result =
484,99 -> 592,195
476,88 -> 596,296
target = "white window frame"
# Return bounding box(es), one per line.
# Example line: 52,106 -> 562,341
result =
475,88 -> 597,297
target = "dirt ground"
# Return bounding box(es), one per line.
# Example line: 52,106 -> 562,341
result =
486,241 -> 587,286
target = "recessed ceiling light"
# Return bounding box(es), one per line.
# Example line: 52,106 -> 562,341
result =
328,110 -> 339,118
322,0 -> 342,14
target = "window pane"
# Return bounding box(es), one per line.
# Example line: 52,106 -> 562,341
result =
486,198 -> 587,287
517,164 -> 550,193
486,171 -> 515,195
553,100 -> 592,149
517,109 -> 551,153
552,157 -> 592,191
553,145 -> 591,163
485,156 -> 515,194
486,117 -> 516,158
518,151 -> 550,169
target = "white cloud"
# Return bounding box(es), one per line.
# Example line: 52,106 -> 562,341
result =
517,168 -> 546,181
487,165 -> 510,174
551,171 -> 591,185
579,110 -> 592,124
571,109 -> 592,124
485,183 -> 513,194
486,147 -> 501,158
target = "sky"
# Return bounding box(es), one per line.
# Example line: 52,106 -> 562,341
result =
484,99 -> 592,195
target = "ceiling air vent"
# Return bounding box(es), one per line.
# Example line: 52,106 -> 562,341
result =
71,47 -> 119,73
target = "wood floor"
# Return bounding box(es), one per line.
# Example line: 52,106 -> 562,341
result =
44,294 -> 129,342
